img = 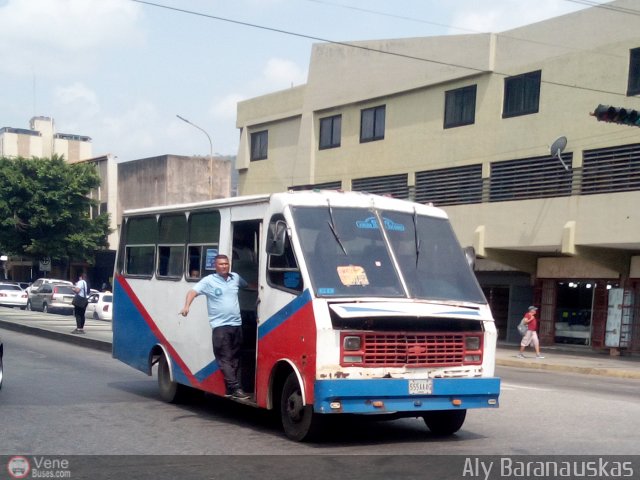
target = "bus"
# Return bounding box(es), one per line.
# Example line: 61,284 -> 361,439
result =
112,190 -> 500,441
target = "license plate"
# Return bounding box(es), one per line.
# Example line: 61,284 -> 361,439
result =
63,298 -> 72,303
408,379 -> 432,395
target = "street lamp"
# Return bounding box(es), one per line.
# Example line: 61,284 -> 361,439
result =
176,114 -> 214,199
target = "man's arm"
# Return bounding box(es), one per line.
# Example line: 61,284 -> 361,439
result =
179,289 -> 198,317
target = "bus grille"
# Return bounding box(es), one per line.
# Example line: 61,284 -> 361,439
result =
362,333 -> 465,366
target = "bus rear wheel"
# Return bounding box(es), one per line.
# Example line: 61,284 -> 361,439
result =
280,373 -> 322,442
157,354 -> 189,403
422,409 -> 466,436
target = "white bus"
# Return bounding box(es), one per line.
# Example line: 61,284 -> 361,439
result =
112,190 -> 500,441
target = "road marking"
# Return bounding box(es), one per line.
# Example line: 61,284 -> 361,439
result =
501,382 -> 552,392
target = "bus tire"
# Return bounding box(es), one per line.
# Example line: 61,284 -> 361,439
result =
157,354 -> 188,403
280,372 -> 322,442
422,409 -> 466,436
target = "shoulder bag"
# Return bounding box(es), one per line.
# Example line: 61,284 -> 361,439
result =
517,318 -> 528,335
72,282 -> 89,308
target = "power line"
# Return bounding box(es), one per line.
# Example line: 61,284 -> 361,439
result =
302,0 -> 479,34
565,0 -> 640,16
132,0 -> 631,98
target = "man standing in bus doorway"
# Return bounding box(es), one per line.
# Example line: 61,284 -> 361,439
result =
179,254 -> 250,400
518,306 -> 545,359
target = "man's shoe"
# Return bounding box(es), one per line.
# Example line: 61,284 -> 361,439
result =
231,389 -> 250,400
516,353 -> 525,359
71,329 -> 79,334
536,354 -> 545,359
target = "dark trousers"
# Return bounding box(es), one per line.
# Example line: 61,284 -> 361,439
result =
212,325 -> 243,393
74,305 -> 87,329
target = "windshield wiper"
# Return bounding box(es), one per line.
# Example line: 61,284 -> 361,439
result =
412,208 -> 421,267
327,200 -> 347,255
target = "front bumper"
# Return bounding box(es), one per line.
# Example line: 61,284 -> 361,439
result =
314,377 -> 500,414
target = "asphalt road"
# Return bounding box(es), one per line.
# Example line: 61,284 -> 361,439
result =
2,326 -> 640,479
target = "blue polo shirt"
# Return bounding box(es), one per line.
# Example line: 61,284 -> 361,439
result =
193,272 -> 248,329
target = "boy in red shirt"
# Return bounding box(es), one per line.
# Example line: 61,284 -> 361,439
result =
518,306 -> 544,358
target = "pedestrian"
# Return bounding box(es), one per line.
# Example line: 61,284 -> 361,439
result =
71,273 -> 89,334
518,305 -> 544,359
179,254 -> 250,400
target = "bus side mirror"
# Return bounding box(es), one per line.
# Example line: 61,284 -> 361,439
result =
266,220 -> 287,256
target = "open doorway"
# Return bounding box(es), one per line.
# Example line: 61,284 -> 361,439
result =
232,220 -> 261,394
554,281 -> 594,345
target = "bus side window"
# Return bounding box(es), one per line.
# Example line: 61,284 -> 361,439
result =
267,227 -> 302,292
186,210 -> 221,280
123,216 -> 157,277
157,214 -> 186,279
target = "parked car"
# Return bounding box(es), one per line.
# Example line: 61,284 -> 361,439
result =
27,283 -> 75,314
26,278 -> 72,295
0,283 -> 28,309
0,337 -> 3,390
85,292 -> 113,321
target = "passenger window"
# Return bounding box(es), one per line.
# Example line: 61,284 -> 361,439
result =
124,216 -> 157,277
157,214 -> 186,279
187,210 -> 221,280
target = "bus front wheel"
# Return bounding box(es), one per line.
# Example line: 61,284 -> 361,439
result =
280,373 -> 322,442
422,409 -> 466,436
157,354 -> 188,403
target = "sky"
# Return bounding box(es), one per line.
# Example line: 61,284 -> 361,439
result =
0,0 -> 594,162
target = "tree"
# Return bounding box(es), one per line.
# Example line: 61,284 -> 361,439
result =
0,155 -> 111,275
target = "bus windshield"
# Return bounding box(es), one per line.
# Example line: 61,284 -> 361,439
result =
291,205 -> 486,303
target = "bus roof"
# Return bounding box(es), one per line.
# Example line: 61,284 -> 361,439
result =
122,190 -> 448,219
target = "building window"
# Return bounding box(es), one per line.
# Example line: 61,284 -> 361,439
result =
503,70 -> 541,118
319,114 -> 341,149
415,164 -> 483,206
489,154 -> 572,202
628,48 -> 640,96
250,130 -> 268,161
352,173 -> 408,199
444,85 -> 477,128
360,105 -> 385,142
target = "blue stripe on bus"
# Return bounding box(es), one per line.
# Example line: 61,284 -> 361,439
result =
257,289 -> 312,340
112,280 -> 163,374
193,360 -> 220,382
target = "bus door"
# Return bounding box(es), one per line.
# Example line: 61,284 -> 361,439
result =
231,220 -> 260,395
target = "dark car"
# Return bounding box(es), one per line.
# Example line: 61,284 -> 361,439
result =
27,283 -> 75,314
0,338 -> 3,390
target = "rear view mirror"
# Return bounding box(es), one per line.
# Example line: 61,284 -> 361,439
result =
266,220 -> 287,256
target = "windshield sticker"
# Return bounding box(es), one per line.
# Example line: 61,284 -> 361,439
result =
337,265 -> 369,286
355,216 -> 405,232
318,287 -> 335,295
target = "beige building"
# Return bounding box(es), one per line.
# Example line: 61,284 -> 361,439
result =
236,1 -> 640,352
0,116 -> 92,162
117,154 -> 231,223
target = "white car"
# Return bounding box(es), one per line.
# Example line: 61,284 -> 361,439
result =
0,283 -> 28,309
85,292 -> 113,321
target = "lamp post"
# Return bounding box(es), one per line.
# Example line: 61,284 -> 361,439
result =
176,114 -> 214,199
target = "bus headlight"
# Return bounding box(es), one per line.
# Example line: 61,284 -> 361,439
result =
465,336 -> 481,351
343,335 -> 361,351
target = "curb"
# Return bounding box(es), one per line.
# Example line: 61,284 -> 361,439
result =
496,357 -> 640,380
0,319 -> 112,353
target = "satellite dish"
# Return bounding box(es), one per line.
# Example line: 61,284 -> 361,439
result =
550,136 -> 569,171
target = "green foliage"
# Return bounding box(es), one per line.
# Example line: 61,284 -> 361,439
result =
0,155 -> 112,264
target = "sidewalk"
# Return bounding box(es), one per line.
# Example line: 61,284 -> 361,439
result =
2,307 -> 640,379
